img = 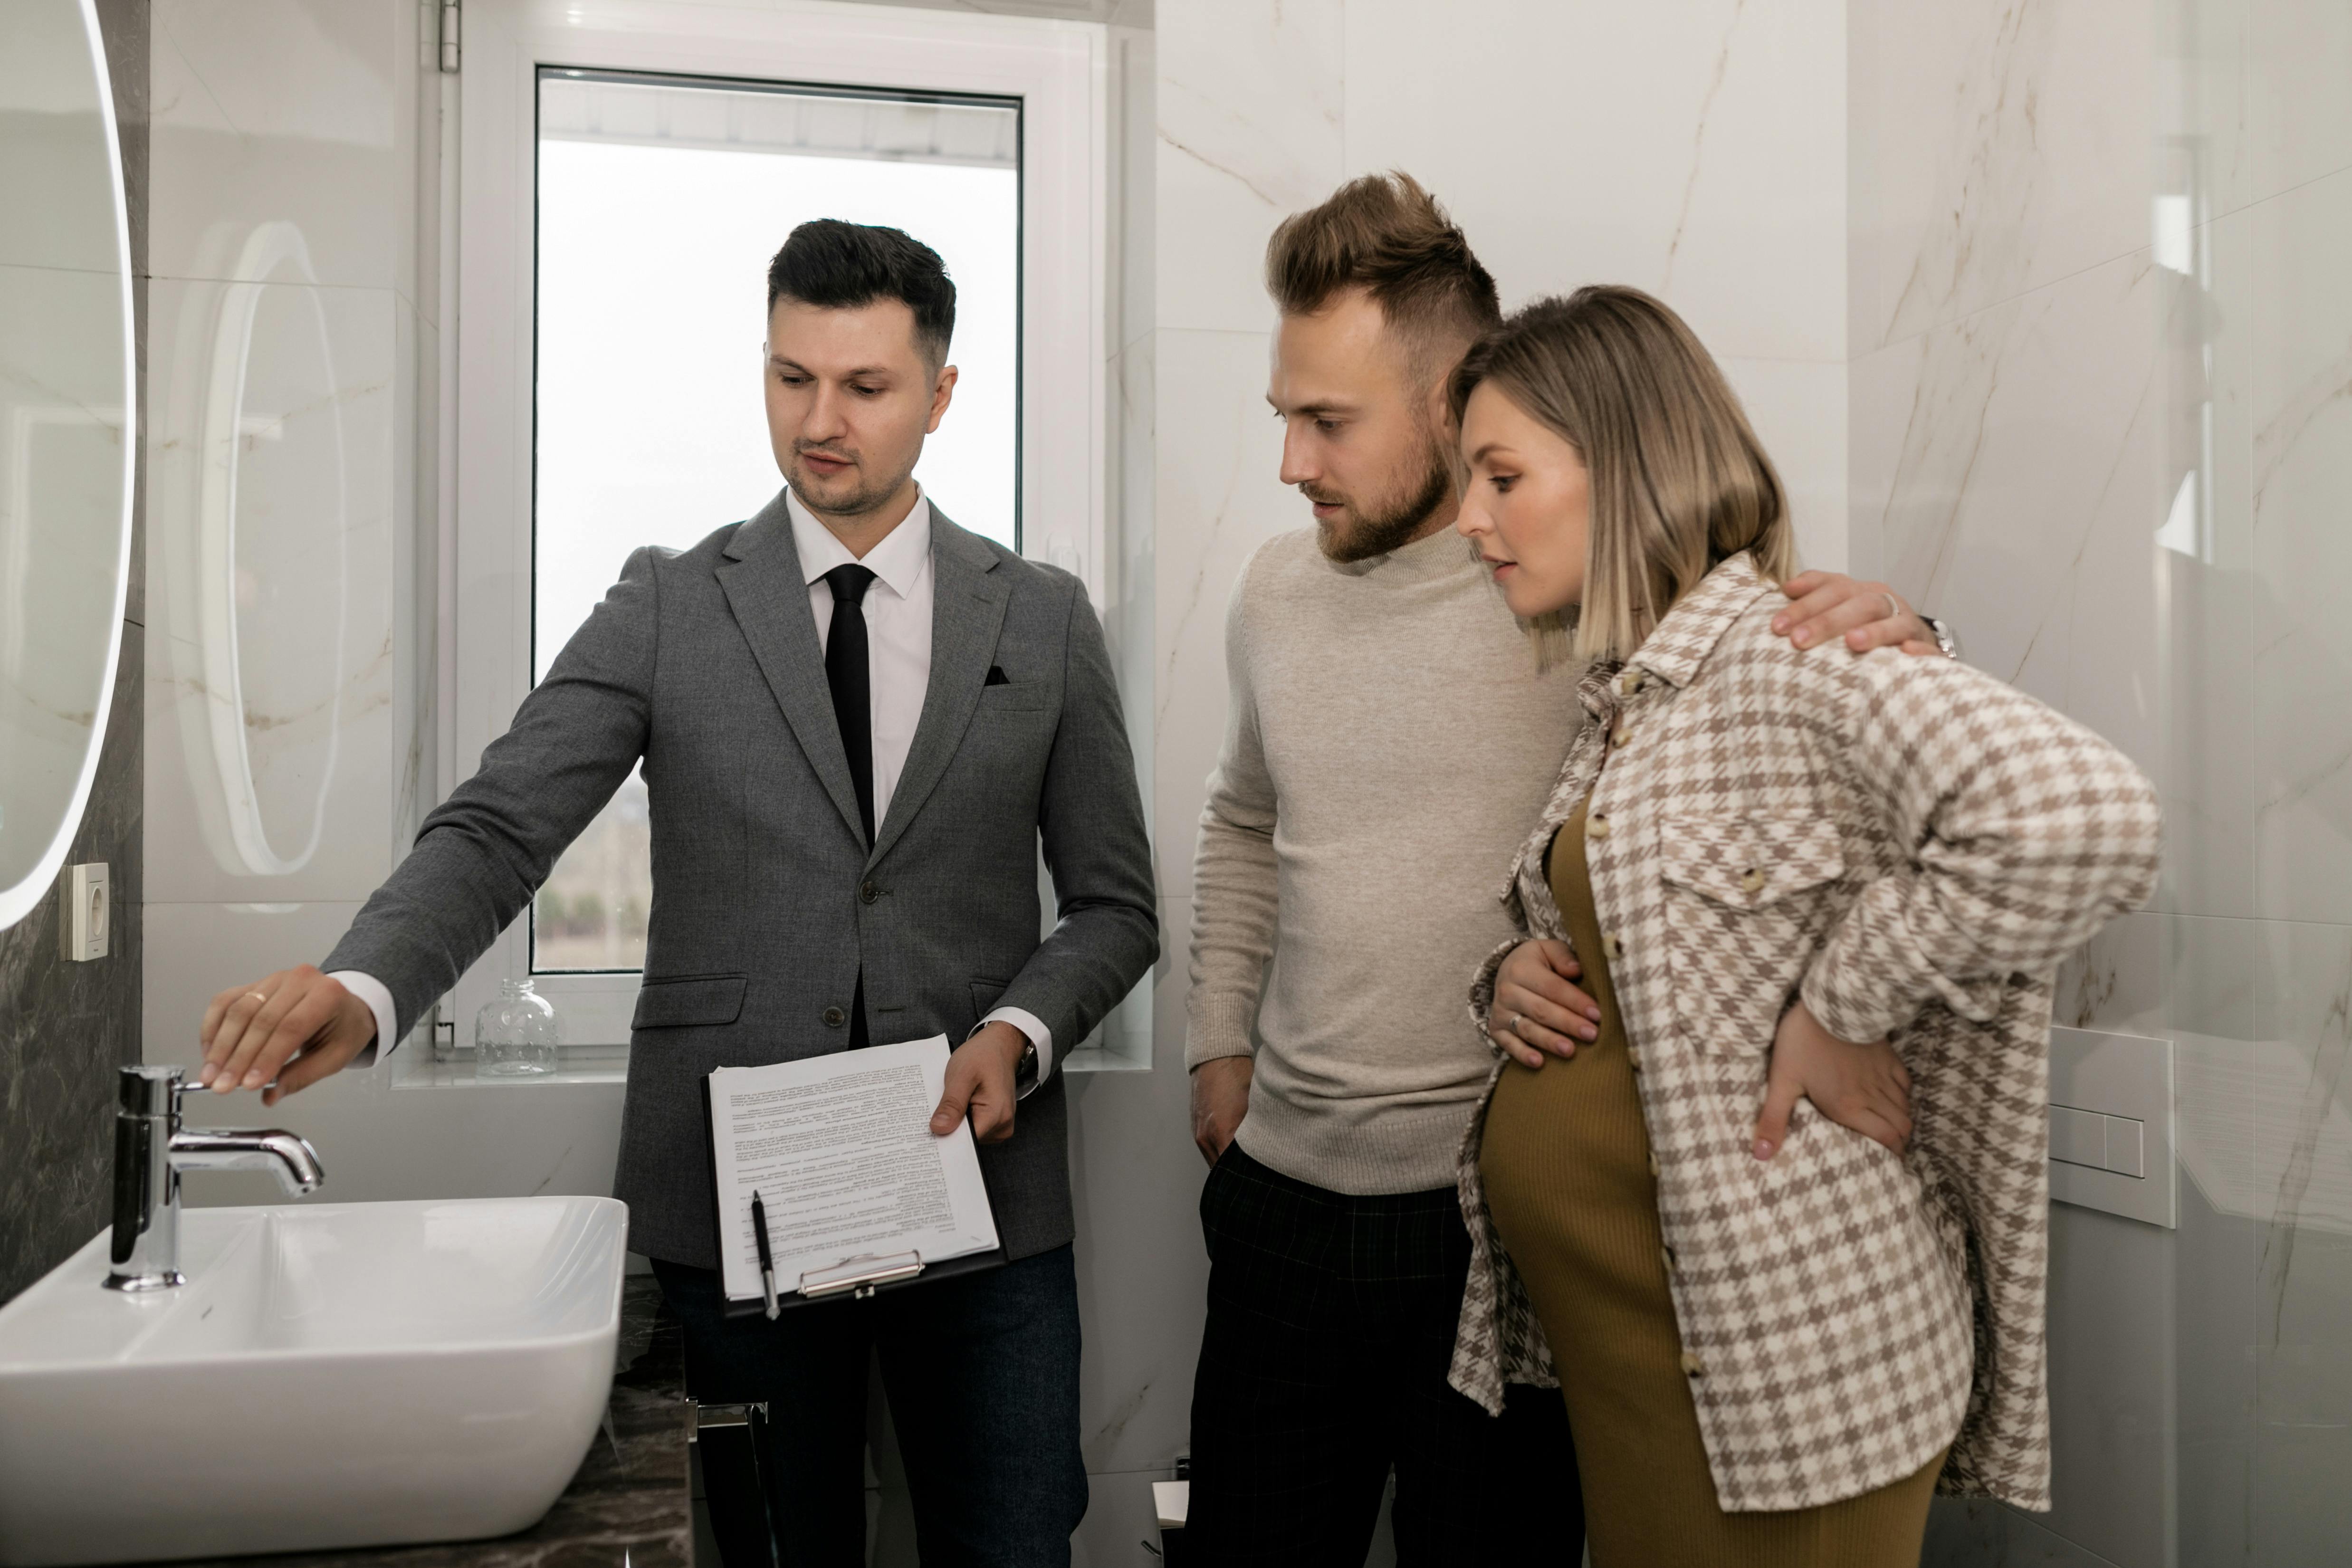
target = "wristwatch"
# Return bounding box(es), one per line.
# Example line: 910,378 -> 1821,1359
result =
1923,615 -> 1962,661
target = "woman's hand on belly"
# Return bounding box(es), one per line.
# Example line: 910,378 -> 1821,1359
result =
1489,939 -> 1604,1068
1752,1001 -> 1913,1160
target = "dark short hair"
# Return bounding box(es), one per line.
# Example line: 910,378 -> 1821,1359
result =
1265,172 -> 1501,381
765,219 -> 956,367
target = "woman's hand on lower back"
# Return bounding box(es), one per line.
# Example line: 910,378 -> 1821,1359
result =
1489,939 -> 1604,1068
1752,1001 -> 1913,1159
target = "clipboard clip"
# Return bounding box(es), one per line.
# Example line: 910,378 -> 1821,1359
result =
799,1250 -> 926,1300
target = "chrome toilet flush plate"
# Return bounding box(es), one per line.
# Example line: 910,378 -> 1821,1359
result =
2046,1026 -> 2176,1229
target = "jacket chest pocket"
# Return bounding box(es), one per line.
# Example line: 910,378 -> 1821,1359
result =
1655,814 -> 1845,1055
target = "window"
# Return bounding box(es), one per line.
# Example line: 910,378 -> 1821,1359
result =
529,70 -> 1022,974
443,0 -> 1107,1057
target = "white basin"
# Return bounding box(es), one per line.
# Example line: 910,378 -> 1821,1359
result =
0,1195 -> 628,1567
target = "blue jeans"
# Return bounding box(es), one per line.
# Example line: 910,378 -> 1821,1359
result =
652,1245 -> 1087,1567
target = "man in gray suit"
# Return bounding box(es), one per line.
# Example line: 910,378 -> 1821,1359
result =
193,220 -> 1157,1564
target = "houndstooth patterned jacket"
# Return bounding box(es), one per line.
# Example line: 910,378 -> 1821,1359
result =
1448,553 -> 2161,1513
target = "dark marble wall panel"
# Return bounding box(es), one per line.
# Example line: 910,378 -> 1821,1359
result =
0,0 -> 148,1307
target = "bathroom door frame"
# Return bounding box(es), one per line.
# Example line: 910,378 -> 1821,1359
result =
439,0 -> 1110,1055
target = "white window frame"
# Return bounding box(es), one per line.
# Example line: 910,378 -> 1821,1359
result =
438,0 -> 1109,1059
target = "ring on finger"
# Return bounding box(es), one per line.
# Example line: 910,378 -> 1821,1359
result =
1509,1012 -> 1525,1037
245,991 -> 269,1005
1880,591 -> 1900,621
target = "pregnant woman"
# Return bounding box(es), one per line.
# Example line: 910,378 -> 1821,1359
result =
1443,287 -> 2161,1566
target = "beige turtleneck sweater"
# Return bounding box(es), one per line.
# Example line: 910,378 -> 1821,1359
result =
1186,525 -> 1586,1195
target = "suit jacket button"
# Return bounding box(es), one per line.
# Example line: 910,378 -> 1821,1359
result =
822,1007 -> 847,1028
860,880 -> 881,905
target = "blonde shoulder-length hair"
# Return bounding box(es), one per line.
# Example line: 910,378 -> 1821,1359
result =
1448,286 -> 1794,667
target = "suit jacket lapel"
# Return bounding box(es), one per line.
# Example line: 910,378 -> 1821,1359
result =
870,509 -> 1009,864
715,491 -> 868,846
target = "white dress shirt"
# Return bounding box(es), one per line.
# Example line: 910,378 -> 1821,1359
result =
333,487 -> 1054,1087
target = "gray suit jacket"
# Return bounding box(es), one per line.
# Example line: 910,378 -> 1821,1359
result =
324,493 -> 1158,1267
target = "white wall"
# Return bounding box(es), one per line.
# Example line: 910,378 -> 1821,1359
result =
135,0 -> 2352,1562
1853,0 -> 2352,1563
1153,0 -> 1853,935
1148,2 -> 1849,1560
141,0 -> 631,1224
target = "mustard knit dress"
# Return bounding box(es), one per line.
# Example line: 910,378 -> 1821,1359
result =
1479,802 -> 1945,1567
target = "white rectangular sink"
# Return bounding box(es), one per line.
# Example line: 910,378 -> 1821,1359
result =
0,1195 -> 628,1567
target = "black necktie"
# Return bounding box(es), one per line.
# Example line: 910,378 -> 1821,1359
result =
822,564 -> 877,1052
822,564 -> 878,845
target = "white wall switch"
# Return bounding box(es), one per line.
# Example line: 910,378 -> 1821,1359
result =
59,862 -> 109,962
2048,1026 -> 2175,1228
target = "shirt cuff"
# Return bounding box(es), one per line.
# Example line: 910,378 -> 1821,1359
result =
976,1006 -> 1053,1098
326,970 -> 398,1071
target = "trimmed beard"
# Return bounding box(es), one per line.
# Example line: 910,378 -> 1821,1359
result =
1315,439 -> 1454,564
790,449 -> 917,522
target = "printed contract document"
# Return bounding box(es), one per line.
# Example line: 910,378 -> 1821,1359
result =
705,1035 -> 1001,1305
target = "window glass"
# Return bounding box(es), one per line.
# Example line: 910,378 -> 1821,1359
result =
530,69 -> 1020,971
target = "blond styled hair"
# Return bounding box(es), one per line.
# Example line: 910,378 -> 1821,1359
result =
1265,172 -> 1502,383
1449,287 -> 1792,666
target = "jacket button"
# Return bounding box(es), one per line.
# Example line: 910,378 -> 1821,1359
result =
1588,814 -> 1612,840
860,880 -> 881,905
1680,1349 -> 1705,1377
1626,1045 -> 1643,1073
822,1007 -> 847,1028
1610,725 -> 1632,749
1660,1244 -> 1676,1274
1648,1149 -> 1661,1178
1740,867 -> 1767,895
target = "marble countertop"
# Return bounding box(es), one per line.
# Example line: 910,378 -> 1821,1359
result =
175,1276 -> 692,1568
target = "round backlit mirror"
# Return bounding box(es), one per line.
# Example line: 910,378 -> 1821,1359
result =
0,0 -> 136,931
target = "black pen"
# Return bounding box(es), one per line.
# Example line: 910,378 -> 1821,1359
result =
752,1189 -> 780,1320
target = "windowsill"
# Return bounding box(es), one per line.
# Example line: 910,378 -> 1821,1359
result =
388,1042 -> 631,1090
1060,1042 -> 1149,1074
387,1037 -> 1151,1090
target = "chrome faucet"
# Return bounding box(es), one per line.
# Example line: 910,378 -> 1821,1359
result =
106,1064 -> 325,1291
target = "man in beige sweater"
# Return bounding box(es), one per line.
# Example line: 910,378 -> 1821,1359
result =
1181,174 -> 1951,1562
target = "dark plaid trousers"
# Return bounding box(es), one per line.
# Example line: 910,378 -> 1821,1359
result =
1187,1141 -> 1585,1565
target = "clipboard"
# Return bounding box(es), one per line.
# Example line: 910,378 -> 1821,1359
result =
701,1065 -> 1006,1320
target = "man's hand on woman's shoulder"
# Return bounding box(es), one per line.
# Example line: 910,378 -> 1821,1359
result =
1771,570 -> 1943,658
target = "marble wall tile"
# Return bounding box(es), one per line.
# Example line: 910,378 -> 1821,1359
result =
1150,328 -> 1306,899
148,0 -> 401,294
2172,1166 -> 2261,1567
2231,168 -> 2352,927
2241,0 -> 2352,209
1718,357 -> 1848,575
0,621 -> 142,1304
2246,918 -> 2352,1558
1154,0 -> 1342,333
1064,894 -> 1211,1476
1921,1497 -> 2133,1566
1343,0 -> 1847,363
2037,1204 -> 2177,1568
143,275 -> 398,904
1850,0 -> 2154,356
1848,247 -> 2167,800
